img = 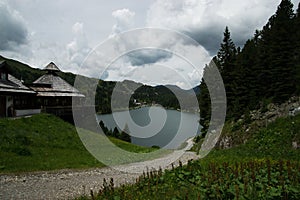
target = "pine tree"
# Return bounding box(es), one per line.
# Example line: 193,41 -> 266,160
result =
99,120 -> 109,135
294,2 -> 300,94
120,124 -> 131,143
264,0 -> 296,102
199,65 -> 211,135
113,127 -> 120,138
216,26 -> 237,118
216,26 -> 237,72
234,39 -> 258,113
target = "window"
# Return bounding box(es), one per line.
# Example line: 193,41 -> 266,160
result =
1,72 -> 7,80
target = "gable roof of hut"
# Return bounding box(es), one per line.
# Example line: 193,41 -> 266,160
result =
30,62 -> 85,97
0,61 -> 36,94
44,62 -> 60,72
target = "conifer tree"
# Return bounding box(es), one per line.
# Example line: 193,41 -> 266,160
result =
294,2 -> 300,94
216,26 -> 237,72
262,0 -> 295,102
216,26 -> 237,118
199,65 -> 211,135
120,124 -> 131,143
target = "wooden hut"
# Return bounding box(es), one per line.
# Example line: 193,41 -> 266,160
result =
0,61 -> 38,117
29,62 -> 85,117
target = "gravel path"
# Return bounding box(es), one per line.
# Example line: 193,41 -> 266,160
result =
0,138 -> 199,200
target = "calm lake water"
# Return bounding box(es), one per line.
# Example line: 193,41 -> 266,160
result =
97,106 -> 201,149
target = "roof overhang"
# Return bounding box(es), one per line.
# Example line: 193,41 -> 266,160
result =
36,92 -> 85,97
0,88 -> 36,94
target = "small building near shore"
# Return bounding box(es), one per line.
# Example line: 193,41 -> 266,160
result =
0,61 -> 38,117
0,61 -> 85,119
29,62 -> 85,117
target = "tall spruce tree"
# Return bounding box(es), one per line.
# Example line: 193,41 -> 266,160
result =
295,2 -> 300,94
234,38 -> 260,113
120,124 -> 131,143
264,0 -> 295,102
199,65 -> 211,135
216,26 -> 237,72
216,26 -> 237,118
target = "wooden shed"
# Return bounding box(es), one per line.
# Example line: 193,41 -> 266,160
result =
0,61 -> 38,117
29,62 -> 85,117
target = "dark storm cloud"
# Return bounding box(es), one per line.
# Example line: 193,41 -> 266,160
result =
184,28 -> 223,56
126,49 -> 173,66
0,3 -> 28,50
185,25 -> 250,56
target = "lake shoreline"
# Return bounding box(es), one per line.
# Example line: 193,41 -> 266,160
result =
97,106 -> 201,150
97,104 -> 200,115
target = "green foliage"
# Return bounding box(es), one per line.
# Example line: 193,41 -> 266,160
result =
131,85 -> 180,109
99,120 -> 131,143
198,67 -> 211,135
204,114 -> 300,163
120,124 -> 131,143
78,160 -> 300,200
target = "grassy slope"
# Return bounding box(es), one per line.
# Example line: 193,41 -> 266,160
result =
78,115 -> 300,199
202,114 -> 300,163
0,114 -> 158,173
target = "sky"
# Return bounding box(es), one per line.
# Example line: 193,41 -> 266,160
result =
0,0 -> 299,89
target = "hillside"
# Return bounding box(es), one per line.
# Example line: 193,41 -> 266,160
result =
0,114 -> 158,173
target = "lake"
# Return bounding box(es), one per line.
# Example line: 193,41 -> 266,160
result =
97,106 -> 201,149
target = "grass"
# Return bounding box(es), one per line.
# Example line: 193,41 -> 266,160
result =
76,114 -> 300,199
201,114 -> 300,164
0,114 -> 160,173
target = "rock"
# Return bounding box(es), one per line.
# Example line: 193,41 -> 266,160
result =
289,106 -> 300,117
292,141 -> 299,149
219,136 -> 232,149
267,103 -> 276,111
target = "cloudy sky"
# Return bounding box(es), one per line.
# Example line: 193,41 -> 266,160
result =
0,0 -> 299,89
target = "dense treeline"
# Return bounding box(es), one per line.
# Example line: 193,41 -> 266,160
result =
99,120 -> 131,142
131,85 -> 180,108
200,0 -> 300,133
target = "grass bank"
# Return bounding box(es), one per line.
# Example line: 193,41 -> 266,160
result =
0,114 -> 159,173
201,114 -> 300,164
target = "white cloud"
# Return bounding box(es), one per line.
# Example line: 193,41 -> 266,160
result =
66,22 -> 91,73
72,22 -> 84,35
112,8 -> 136,34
